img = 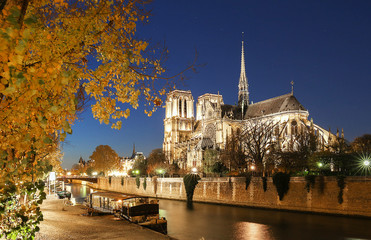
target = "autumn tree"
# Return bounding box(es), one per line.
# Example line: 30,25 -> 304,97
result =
0,0 -> 194,238
146,148 -> 167,175
89,145 -> 120,175
131,154 -> 147,176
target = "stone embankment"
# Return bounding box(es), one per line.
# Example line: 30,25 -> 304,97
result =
97,176 -> 371,218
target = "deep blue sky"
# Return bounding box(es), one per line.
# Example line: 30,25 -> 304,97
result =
61,0 -> 371,169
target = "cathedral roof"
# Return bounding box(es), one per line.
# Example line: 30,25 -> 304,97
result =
221,104 -> 243,119
244,93 -> 307,119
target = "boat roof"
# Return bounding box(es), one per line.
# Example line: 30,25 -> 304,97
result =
90,191 -> 148,201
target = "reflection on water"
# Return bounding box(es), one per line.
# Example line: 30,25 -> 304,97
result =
159,199 -> 371,240
65,183 -> 92,203
69,184 -> 371,240
234,222 -> 274,240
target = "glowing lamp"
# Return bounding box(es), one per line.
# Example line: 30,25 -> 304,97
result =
364,160 -> 370,167
191,167 -> 197,173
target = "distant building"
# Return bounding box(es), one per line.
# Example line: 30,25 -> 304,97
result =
120,144 -> 146,174
163,40 -> 339,170
78,156 -> 86,167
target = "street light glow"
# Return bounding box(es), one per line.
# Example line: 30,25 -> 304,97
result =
355,153 -> 371,176
191,167 -> 197,173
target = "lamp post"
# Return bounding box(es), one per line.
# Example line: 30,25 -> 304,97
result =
157,169 -> 165,178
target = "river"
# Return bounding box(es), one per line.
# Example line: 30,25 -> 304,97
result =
68,183 -> 371,240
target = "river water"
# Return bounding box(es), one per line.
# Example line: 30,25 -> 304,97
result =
68,183 -> 371,240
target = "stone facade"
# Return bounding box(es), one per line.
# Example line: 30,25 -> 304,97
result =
97,176 -> 371,217
163,41 -> 337,171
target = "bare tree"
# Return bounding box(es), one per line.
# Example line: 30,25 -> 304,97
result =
269,125 -> 317,173
240,119 -> 282,175
220,128 -> 246,172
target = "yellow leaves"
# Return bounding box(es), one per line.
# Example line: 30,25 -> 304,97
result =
123,109 -> 130,119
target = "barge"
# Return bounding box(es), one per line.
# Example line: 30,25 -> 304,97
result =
86,191 -> 167,234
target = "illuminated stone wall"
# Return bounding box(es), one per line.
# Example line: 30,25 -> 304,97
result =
97,176 -> 371,217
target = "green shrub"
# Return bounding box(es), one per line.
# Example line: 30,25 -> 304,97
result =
261,176 -> 267,192
136,176 -> 140,189
153,176 -> 158,194
245,173 -> 252,190
304,175 -> 316,193
272,172 -> 290,201
143,177 -> 147,190
337,175 -> 346,204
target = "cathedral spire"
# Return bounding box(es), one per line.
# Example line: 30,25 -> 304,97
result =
238,33 -> 249,109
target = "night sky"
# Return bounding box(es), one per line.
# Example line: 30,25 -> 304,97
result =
61,0 -> 371,169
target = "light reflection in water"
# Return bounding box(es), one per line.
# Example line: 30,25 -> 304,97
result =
233,222 -> 273,240
68,184 -> 371,240
65,184 -> 92,203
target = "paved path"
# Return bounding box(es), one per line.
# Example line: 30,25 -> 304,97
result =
36,196 -> 173,240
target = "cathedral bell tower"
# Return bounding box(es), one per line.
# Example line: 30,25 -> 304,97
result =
238,36 -> 249,114
163,90 -> 194,162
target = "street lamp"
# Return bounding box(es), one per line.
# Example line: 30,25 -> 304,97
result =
191,167 -> 197,174
133,170 -> 140,176
364,160 -> 370,167
157,169 -> 165,178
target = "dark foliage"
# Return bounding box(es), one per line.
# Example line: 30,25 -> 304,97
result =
337,175 -> 346,204
261,176 -> 267,192
136,176 -> 140,189
183,174 -> 201,203
143,177 -> 147,190
245,173 -> 252,190
272,172 -> 291,200
304,175 -> 316,193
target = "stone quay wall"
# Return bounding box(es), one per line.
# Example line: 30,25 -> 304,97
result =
97,176 -> 371,218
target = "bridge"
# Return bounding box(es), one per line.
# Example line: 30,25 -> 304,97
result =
57,176 -> 98,183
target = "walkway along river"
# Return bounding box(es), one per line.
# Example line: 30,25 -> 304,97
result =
69,183 -> 371,240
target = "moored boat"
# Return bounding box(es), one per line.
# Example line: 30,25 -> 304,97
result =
56,190 -> 71,199
86,191 -> 167,234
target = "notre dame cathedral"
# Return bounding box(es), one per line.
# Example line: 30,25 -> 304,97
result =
163,40 -> 337,170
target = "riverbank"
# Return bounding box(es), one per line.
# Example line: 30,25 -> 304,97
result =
97,176 -> 371,218
36,195 -> 173,240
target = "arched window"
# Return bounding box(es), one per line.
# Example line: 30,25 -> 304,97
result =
184,100 -> 187,117
179,99 -> 182,116
291,120 -> 297,135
